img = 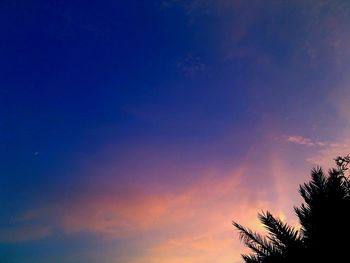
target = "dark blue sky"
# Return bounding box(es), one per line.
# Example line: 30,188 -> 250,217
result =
2,1 -> 350,262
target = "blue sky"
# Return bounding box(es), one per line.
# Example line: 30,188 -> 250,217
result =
1,1 -> 350,262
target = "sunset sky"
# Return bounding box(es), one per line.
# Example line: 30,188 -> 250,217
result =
2,1 -> 350,262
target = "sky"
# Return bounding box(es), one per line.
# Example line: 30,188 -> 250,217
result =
1,0 -> 350,262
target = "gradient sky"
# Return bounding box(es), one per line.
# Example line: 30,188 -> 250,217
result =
2,1 -> 350,262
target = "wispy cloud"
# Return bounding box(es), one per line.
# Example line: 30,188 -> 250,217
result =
9,142 -> 306,262
286,135 -> 315,146
307,141 -> 350,169
23,166 -> 252,238
10,164 -> 273,262
285,134 -> 350,170
285,135 -> 337,148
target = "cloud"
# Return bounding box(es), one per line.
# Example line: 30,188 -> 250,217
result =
163,0 -> 350,67
284,134 -> 350,170
137,197 -> 270,263
12,150 -> 303,263
301,0 -> 350,64
285,135 -> 336,148
307,141 -> 350,169
286,135 -> 315,146
6,134 -> 316,263
24,165 -> 251,237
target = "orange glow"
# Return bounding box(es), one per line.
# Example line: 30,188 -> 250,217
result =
14,141 -> 313,262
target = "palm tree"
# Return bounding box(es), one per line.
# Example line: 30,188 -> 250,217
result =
233,211 -> 303,263
233,155 -> 350,263
295,156 -> 350,261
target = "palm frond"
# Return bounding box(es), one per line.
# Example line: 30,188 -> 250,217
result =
233,221 -> 278,257
259,211 -> 301,251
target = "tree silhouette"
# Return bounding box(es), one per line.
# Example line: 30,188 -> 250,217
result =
233,155 -> 350,263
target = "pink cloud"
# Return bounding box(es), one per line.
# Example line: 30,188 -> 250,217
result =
17,154 -> 300,262
47,165 -> 253,237
286,135 -> 315,146
307,141 -> 350,169
12,133 -> 317,262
